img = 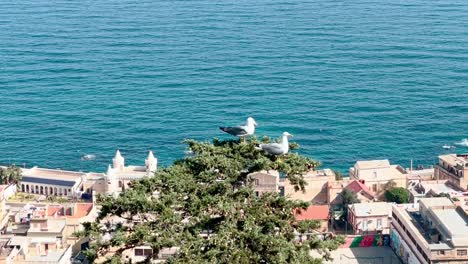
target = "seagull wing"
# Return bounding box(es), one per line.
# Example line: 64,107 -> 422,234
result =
219,125 -> 248,137
259,143 -> 285,155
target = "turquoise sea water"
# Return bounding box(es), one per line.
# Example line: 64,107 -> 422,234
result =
1,0 -> 467,173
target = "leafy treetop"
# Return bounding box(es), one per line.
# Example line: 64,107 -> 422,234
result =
384,187 -> 410,204
79,136 -> 343,264
0,165 -> 22,185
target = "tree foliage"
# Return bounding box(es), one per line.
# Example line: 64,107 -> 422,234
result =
384,187 -> 409,204
81,137 -> 343,263
339,189 -> 360,220
0,165 -> 22,185
333,170 -> 343,181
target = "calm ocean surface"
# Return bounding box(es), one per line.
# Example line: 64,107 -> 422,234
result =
1,0 -> 467,173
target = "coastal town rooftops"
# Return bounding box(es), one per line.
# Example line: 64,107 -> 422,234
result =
349,202 -> 392,217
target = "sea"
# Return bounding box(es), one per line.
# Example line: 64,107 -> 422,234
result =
1,0 -> 467,173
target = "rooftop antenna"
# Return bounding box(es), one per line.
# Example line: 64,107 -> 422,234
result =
410,159 -> 413,174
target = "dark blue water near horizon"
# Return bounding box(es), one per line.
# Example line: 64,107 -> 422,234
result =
1,0 -> 467,173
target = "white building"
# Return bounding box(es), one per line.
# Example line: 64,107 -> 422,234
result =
20,168 -> 84,197
18,150 -> 158,198
105,150 -> 157,194
349,159 -> 407,193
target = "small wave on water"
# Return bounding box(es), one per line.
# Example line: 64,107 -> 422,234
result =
81,154 -> 97,161
455,139 -> 468,147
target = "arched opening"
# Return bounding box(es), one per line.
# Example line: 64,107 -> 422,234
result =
40,186 -> 44,195
35,186 -> 38,194
50,187 -> 53,195
26,185 -> 30,193
54,187 -> 58,195
64,189 -> 67,196
21,184 -> 25,192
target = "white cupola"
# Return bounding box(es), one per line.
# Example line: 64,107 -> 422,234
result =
145,150 -> 157,175
113,150 -> 125,171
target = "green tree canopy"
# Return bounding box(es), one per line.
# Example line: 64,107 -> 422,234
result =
0,165 -> 22,185
80,137 -> 344,263
339,188 -> 360,220
384,187 -> 410,204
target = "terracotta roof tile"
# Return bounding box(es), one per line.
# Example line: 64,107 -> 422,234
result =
74,203 -> 93,218
293,205 -> 329,221
345,180 -> 375,198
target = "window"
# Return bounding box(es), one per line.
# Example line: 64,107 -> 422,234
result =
377,219 -> 382,227
457,250 -> 467,256
135,249 -> 144,256
372,184 -> 377,192
255,191 -> 259,197
438,250 -> 445,255
254,179 -> 259,186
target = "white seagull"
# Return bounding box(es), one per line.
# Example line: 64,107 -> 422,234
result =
257,132 -> 293,155
219,117 -> 257,139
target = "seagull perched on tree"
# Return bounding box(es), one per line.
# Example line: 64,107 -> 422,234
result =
219,117 -> 257,141
256,132 -> 293,155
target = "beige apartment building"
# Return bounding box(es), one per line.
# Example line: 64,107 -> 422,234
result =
249,171 -> 280,196
349,159 -> 407,194
282,169 -> 336,204
391,197 -> 468,264
435,154 -> 468,191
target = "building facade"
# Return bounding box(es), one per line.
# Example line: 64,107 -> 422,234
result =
435,154 -> 468,191
391,197 -> 468,264
283,169 -> 336,204
348,202 -> 392,235
349,159 -> 407,194
249,171 -> 279,197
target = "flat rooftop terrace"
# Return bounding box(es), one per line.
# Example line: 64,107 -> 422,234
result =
439,154 -> 468,165
432,207 -> 468,246
22,167 -> 84,180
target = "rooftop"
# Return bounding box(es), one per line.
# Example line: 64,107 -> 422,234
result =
108,165 -> 148,179
21,167 -> 85,180
28,218 -> 66,234
355,160 -> 390,170
20,246 -> 70,263
350,202 -> 392,217
439,154 -> 468,167
431,207 -> 468,246
419,197 -> 454,208
409,180 -> 466,197
294,205 -> 329,221
345,180 -> 375,198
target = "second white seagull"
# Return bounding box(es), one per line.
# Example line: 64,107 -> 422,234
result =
257,132 -> 293,155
